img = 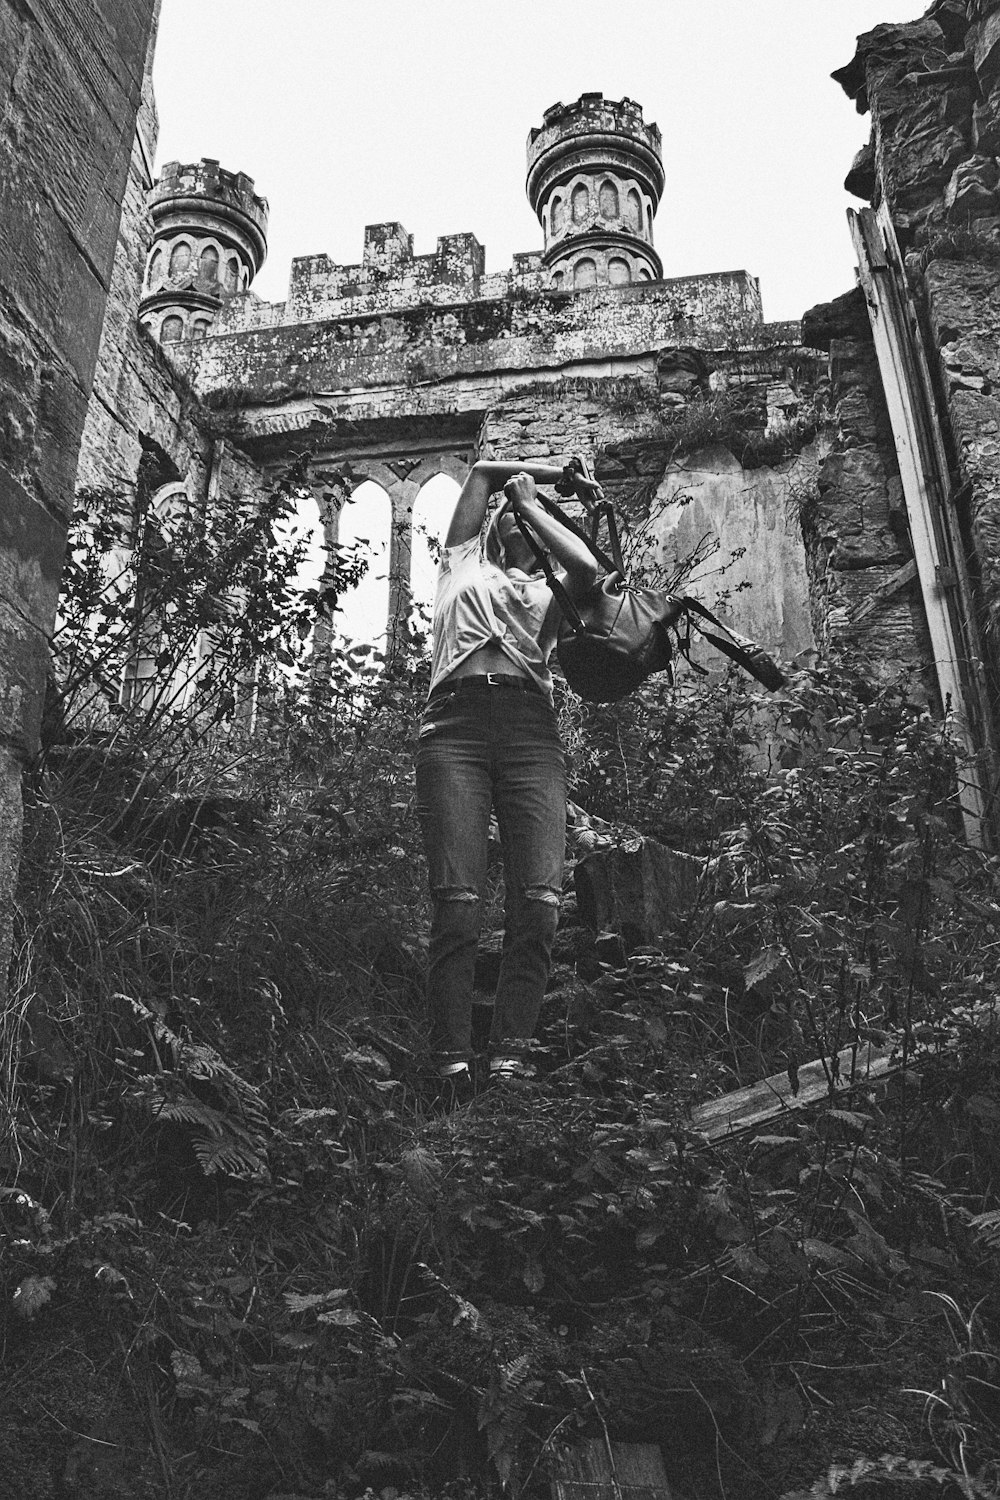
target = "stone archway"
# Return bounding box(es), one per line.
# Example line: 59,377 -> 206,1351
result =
308,452 -> 470,653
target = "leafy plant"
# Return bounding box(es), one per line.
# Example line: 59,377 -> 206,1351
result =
124,997 -> 271,1178
7,455 -> 1000,1499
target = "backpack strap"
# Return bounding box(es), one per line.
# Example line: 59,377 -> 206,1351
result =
530,491 -> 624,576
679,596 -> 786,690
505,501 -> 591,636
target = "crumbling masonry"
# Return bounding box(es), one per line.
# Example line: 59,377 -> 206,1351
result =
0,0 -> 160,1017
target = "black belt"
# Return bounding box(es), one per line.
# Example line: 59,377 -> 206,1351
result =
428,673 -> 540,705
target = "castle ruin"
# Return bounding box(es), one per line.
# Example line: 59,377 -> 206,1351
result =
5,0 -> 1000,1002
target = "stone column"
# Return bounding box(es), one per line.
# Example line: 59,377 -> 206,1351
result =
0,1 -> 160,1023
307,479 -> 345,685
387,481 -> 419,657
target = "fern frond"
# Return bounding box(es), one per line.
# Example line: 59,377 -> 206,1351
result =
129,1072 -> 269,1178
124,998 -> 271,1179
969,1208 -> 1000,1250
500,1353 -> 532,1392
177,1040 -> 269,1130
193,1134 -> 267,1178
159,1099 -> 230,1133
415,1261 -> 485,1331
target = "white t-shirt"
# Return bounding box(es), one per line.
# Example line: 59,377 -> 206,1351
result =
428,534 -> 560,702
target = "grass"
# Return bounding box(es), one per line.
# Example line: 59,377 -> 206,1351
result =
4,487 -> 1000,1498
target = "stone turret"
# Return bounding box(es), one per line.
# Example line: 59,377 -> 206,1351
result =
526,93 -> 664,290
139,159 -> 269,344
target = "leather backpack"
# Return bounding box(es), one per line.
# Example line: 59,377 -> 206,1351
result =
510,494 -> 785,703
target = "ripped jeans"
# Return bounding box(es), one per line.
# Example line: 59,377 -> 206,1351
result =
415,681 -> 566,1062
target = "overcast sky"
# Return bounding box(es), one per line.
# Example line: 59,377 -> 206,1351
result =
152,1 -> 925,325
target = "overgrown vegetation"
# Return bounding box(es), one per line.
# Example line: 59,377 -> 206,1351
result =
921,226 -> 1000,271
4,476 -> 1000,1500
507,376 -> 821,470
650,389 -> 822,470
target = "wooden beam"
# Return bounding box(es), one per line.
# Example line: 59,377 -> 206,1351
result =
848,558 -> 918,626
848,206 -> 991,846
689,1000 -> 997,1143
552,1441 -> 674,1500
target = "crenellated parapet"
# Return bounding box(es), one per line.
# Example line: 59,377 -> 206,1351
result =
526,93 -> 664,288
140,159 -> 269,345
211,224 -> 546,332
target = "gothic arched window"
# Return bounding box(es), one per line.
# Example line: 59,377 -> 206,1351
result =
335,480 -> 392,650
599,180 -> 619,219
168,241 -> 191,276
410,473 -> 461,638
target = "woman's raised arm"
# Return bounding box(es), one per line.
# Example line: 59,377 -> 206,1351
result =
503,474 -> 600,600
445,458 -> 598,546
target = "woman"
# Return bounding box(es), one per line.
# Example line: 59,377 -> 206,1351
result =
415,458 -> 601,1104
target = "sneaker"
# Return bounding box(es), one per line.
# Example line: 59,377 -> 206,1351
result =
488,1055 -> 537,1085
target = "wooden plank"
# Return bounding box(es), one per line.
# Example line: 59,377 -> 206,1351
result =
690,1000 -> 998,1144
552,1441 -> 673,1500
691,1037 -> 896,1141
874,203 -> 1000,803
848,558 -> 918,626
847,206 -> 988,845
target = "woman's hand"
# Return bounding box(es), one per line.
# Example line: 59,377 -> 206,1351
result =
503,473 -> 541,515
446,460 -> 571,546
556,457 -> 604,514
501,473 -> 599,600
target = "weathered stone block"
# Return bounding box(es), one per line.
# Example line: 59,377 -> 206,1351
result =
0,5 -> 26,117
836,386 -> 880,445
885,123 -> 969,210
816,446 -> 906,570
945,154 -> 1000,217
656,346 -> 711,394
0,470 -> 65,631
0,594 -> 49,756
0,744 -> 24,1057
0,0 -> 157,1028
845,140 -> 876,202
929,0 -> 971,51
973,9 -> 1000,90
972,87 -> 1000,154
833,18 -> 947,106
35,363 -> 92,517
939,334 -> 1000,394
0,313 -> 41,481
574,837 -> 703,947
0,171 -> 111,392
801,288 -> 869,352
